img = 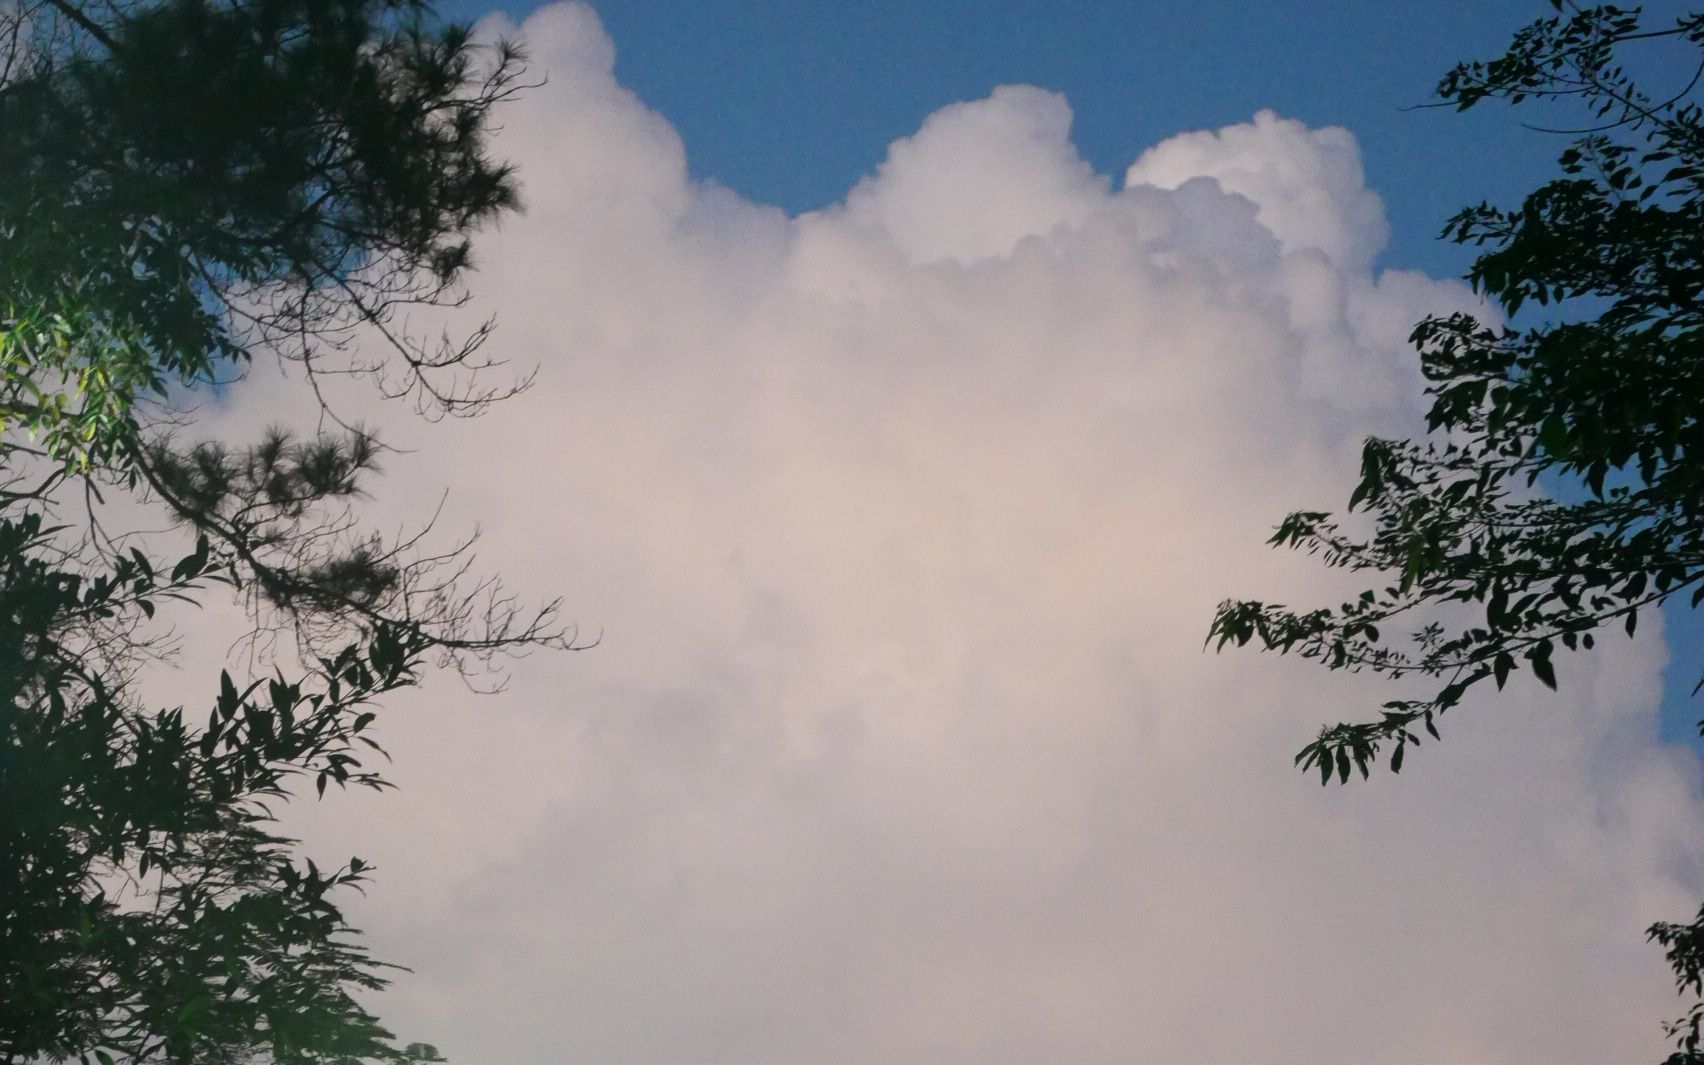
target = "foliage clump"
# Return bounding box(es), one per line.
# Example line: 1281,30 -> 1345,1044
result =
0,0 -> 571,1061
1211,4 -> 1704,1060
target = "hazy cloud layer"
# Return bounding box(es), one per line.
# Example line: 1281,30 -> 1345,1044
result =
199,5 -> 1704,1062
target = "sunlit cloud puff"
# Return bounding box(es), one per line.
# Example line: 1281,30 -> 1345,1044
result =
225,4 -> 1704,1063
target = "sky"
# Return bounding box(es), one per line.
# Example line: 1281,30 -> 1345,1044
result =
172,2 -> 1704,1062
434,0 -> 1704,747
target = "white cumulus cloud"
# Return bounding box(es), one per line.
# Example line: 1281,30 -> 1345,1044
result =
195,5 -> 1704,1063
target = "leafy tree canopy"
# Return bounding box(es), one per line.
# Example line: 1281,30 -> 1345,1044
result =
2,0 -> 530,472
0,1 -> 572,1062
1210,3 -> 1704,1060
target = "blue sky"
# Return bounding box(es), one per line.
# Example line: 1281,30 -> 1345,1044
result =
444,0 -> 1684,278
576,0 -> 1552,279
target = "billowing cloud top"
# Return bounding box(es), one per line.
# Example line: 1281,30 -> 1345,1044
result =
208,5 -> 1704,1064
1125,108 -> 1391,273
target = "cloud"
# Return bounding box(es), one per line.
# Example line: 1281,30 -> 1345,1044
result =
202,5 -> 1704,1063
1124,108 -> 1391,272
840,84 -> 1107,265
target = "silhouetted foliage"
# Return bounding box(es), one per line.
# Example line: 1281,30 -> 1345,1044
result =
0,0 -> 570,1061
1208,3 -> 1704,1060
1,505 -> 435,1064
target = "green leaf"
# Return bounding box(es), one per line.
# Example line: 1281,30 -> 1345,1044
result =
1528,644 -> 1557,690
